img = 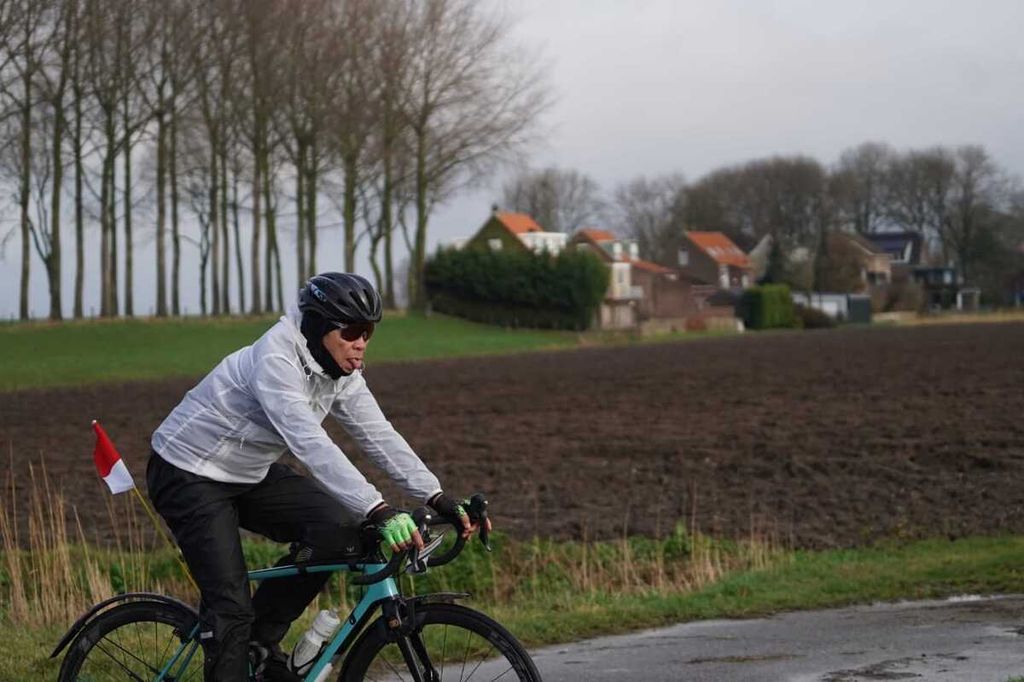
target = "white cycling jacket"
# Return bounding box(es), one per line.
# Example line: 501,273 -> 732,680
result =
151,306 -> 441,517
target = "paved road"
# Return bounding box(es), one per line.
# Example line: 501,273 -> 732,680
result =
525,595 -> 1024,681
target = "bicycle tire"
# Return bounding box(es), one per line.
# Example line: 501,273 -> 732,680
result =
340,602 -> 540,682
58,600 -> 205,682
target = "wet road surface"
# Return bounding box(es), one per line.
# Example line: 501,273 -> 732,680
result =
526,595 -> 1024,681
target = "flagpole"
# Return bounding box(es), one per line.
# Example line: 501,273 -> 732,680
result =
92,420 -> 198,593
130,486 -> 199,592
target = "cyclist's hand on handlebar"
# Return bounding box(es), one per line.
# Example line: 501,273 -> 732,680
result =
368,504 -> 424,554
430,493 -> 493,541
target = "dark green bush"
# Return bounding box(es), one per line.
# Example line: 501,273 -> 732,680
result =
425,247 -> 609,330
737,284 -> 798,330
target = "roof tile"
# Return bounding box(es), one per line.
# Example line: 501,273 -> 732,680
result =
686,231 -> 750,267
496,212 -> 543,235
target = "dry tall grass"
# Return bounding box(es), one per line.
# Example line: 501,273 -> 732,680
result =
0,459 -> 189,629
1,461 -> 781,631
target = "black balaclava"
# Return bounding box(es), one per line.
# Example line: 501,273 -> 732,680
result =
300,311 -> 347,379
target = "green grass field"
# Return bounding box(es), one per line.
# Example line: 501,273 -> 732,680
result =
0,314 -> 592,392
5,535 -> 1024,680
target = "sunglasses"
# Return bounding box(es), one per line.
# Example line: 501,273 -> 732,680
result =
337,321 -> 375,342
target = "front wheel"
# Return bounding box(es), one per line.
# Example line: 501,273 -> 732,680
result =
58,600 -> 205,681
341,602 -> 540,681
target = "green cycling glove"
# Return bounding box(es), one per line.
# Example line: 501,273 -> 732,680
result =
368,504 -> 418,549
428,493 -> 470,527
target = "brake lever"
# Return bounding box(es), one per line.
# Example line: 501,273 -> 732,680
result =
468,494 -> 491,552
407,508 -> 433,574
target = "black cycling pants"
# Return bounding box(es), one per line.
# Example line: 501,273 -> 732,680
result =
146,452 -> 362,681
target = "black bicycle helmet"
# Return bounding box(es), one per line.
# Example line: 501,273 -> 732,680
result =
298,272 -> 382,325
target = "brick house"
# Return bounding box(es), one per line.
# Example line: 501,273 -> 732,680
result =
677,231 -> 752,289
463,208 -> 566,255
569,228 -> 699,328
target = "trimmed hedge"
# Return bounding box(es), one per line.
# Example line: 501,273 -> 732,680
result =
737,284 -> 799,330
424,247 -> 610,330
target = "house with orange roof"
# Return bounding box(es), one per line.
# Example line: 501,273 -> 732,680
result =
678,231 -> 753,289
569,227 -> 701,328
464,206 -> 567,255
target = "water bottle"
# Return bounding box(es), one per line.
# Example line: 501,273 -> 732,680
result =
289,609 -> 340,676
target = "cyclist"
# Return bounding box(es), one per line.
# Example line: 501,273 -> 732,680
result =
146,272 -> 485,681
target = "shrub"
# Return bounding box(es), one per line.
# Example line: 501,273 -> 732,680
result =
424,247 -> 610,330
736,284 -> 798,330
795,304 -> 835,329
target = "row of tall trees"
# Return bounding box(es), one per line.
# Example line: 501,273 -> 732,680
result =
501,143 -> 1024,296
0,0 -> 547,320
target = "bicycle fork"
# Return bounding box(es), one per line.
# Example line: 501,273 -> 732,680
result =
383,599 -> 439,682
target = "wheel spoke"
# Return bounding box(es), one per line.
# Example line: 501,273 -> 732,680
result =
90,641 -> 149,681
462,638 -> 497,679
489,666 -> 516,681
459,626 -> 472,682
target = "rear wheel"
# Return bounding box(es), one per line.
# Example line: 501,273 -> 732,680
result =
341,602 -> 540,681
58,600 -> 205,681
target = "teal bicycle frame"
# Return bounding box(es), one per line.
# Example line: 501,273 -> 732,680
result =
157,561 -> 396,682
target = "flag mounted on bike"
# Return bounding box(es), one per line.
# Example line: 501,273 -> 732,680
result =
92,420 -> 135,494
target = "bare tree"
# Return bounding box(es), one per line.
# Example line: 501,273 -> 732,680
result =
943,145 -> 1005,282
832,141 -> 895,235
613,173 -> 686,265
886,147 -> 956,259
684,155 -> 831,249
501,165 -> 605,234
402,0 -> 549,310
0,0 -> 50,320
275,0 -> 335,286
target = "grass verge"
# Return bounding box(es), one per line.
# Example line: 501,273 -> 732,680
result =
0,312 -> 734,392
4,535 -> 1024,680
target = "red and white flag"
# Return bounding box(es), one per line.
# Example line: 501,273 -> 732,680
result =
92,420 -> 135,494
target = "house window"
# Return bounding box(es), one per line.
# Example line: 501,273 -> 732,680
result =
488,238 -> 502,251
612,242 -> 622,259
678,249 -> 689,266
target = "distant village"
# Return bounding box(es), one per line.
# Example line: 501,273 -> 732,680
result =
445,207 -> 1010,332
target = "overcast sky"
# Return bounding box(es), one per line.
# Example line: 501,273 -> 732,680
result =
3,0 -> 1023,319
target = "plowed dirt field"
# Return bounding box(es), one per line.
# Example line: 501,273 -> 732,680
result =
2,323 -> 1022,548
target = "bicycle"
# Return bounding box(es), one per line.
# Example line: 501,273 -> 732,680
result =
51,494 -> 541,681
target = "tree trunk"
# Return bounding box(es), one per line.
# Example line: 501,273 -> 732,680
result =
170,92 -> 181,316
411,129 -> 429,311
295,142 -> 306,285
155,108 -> 168,317
382,152 -> 395,308
73,77 -> 84,318
369,229 -> 383,293
18,83 -> 31,321
48,83 -> 66,320
123,96 -> 134,318
210,147 -> 221,316
220,147 -> 230,314
274,238 -> 284,312
109,148 -> 119,316
100,145 -> 110,317
250,135 -> 262,314
306,146 -> 317,277
232,168 -> 245,313
263,155 -> 277,312
343,153 -> 357,272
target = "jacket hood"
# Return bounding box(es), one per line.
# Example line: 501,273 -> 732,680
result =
284,305 -> 331,379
